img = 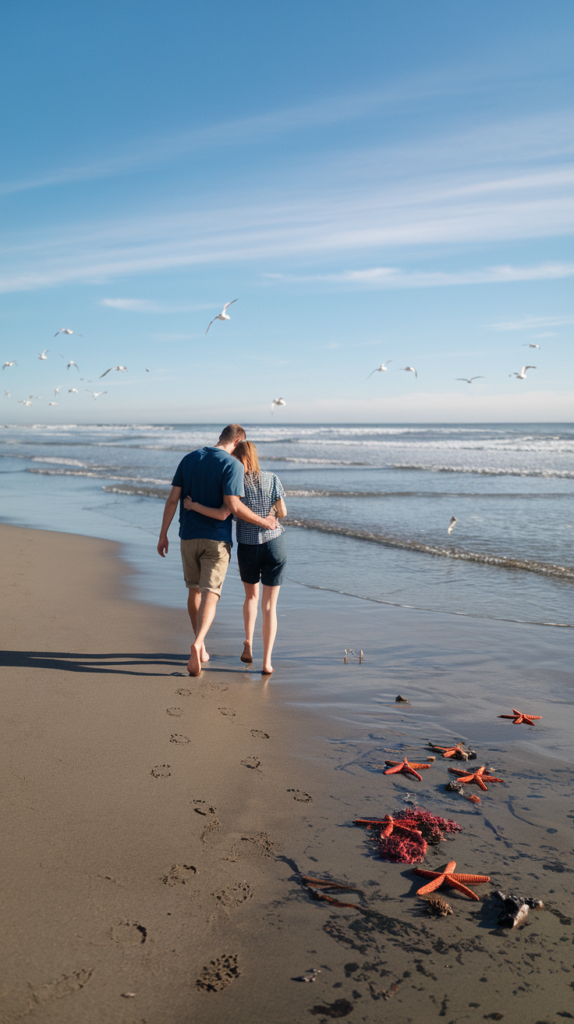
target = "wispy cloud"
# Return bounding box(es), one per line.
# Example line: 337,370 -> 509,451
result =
101,297 -> 211,313
272,262 -> 574,289
489,314 -> 574,330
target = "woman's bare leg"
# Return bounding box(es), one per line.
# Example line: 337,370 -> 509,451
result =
261,584 -> 280,674
242,582 -> 259,662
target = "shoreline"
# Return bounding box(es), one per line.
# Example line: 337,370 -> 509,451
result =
1,523 -> 574,1023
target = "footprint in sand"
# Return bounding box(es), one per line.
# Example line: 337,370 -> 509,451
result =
241,756 -> 261,770
170,734 -> 191,744
109,921 -> 147,945
200,819 -> 221,842
176,688 -> 192,696
213,882 -> 253,908
29,969 -> 93,1007
193,800 -> 217,815
196,953 -> 241,992
250,729 -> 269,739
167,707 -> 182,717
219,707 -> 236,717
287,788 -> 313,803
162,863 -> 197,886
151,764 -> 171,778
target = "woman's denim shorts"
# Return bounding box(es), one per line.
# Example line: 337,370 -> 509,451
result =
237,534 -> 287,587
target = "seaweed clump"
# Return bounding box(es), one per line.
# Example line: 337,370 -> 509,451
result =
354,809 -> 462,865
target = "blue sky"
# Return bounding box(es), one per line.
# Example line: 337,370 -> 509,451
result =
1,0 -> 573,423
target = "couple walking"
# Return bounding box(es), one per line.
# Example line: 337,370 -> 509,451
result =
157,424 -> 287,676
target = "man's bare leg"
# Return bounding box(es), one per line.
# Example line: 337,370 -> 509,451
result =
187,590 -> 219,676
187,588 -> 210,663
241,582 -> 259,662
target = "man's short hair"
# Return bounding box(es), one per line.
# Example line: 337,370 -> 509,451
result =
218,423 -> 246,445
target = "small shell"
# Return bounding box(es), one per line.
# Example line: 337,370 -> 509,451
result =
425,897 -> 453,917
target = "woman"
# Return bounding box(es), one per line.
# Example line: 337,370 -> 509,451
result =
183,441 -> 287,675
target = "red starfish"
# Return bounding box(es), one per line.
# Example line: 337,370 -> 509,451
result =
448,765 -> 504,791
429,741 -> 465,758
382,757 -> 432,782
354,814 -> 423,839
499,708 -> 542,726
413,859 -> 490,901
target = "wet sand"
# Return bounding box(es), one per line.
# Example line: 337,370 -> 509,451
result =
1,523 -> 574,1024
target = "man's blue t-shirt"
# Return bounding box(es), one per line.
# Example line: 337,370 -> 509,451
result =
171,447 -> 244,544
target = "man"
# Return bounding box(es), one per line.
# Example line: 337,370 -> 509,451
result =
157,423 -> 279,676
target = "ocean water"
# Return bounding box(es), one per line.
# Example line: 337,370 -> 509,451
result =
1,422 -> 573,629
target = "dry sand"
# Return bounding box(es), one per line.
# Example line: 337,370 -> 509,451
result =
1,523 -> 574,1024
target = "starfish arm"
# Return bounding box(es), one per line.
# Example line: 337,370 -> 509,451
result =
408,763 -> 431,770
413,868 -> 441,879
381,816 -> 394,837
451,873 -> 490,884
448,768 -> 473,781
404,766 -> 423,781
443,877 -> 481,900
498,714 -> 516,719
416,876 -> 445,896
383,764 -> 404,774
474,777 -> 489,791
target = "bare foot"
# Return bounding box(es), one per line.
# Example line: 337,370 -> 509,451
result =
187,644 -> 202,677
240,641 -> 253,664
201,645 -> 210,664
261,664 -> 274,676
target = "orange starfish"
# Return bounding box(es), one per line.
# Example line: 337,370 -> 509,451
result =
448,765 -> 504,791
413,859 -> 490,901
382,757 -> 432,782
354,814 -> 423,839
428,741 -> 466,758
499,708 -> 542,726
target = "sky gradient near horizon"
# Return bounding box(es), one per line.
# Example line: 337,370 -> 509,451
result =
1,0 -> 573,424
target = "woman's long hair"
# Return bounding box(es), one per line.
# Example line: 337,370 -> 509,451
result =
233,440 -> 261,480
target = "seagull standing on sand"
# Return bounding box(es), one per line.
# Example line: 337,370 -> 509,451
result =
66,361 -> 80,372
367,361 -> 392,378
86,390 -> 107,400
448,516 -> 457,534
401,366 -> 418,378
99,365 -> 127,378
2,361 -> 17,370
456,376 -> 484,384
271,397 -> 286,413
512,366 -> 536,379
205,300 -> 237,334
54,328 -> 83,337
38,349 -> 49,360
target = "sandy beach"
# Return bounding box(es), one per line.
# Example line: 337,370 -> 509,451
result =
2,522 -> 574,1024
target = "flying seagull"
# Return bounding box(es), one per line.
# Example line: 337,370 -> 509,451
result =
448,516 -> 457,534
54,387 -> 63,396
18,400 -> 33,406
99,365 -> 127,378
456,376 -> 484,383
4,390 -> 10,397
68,388 -> 79,393
2,361 -> 17,370
48,402 -> 58,406
54,328 -> 83,337
401,366 -> 418,378
86,390 -> 107,399
367,361 -> 392,378
206,300 -> 237,334
38,349 -> 49,360
66,361 -> 80,372
271,397 -> 286,413
523,343 -> 540,349
512,366 -> 536,379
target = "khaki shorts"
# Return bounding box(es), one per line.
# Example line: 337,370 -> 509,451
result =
180,538 -> 231,596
